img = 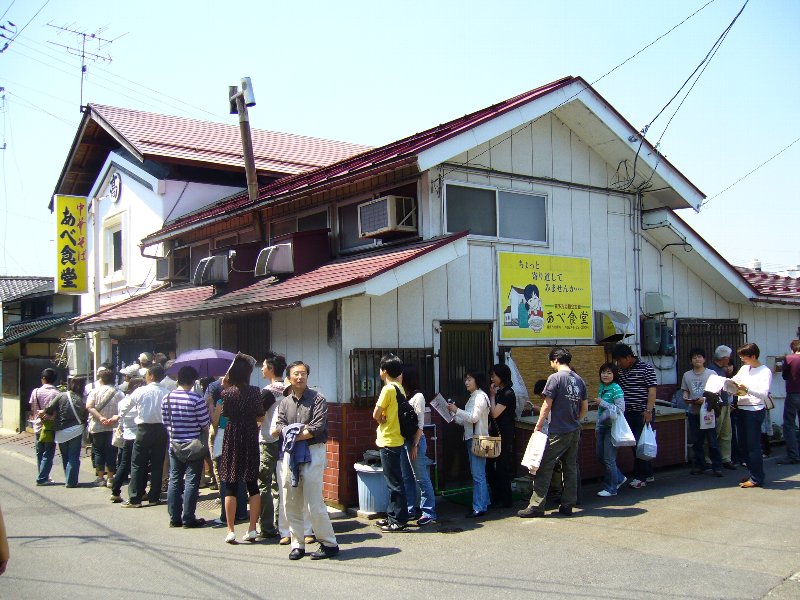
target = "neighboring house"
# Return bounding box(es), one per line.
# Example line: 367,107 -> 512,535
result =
53,104 -> 370,374
0,277 -> 78,432
71,76 -> 800,506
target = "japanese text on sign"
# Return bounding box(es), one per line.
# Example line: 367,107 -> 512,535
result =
55,195 -> 88,293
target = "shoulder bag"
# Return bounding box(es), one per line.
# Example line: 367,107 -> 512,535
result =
165,392 -> 208,462
471,397 -> 501,459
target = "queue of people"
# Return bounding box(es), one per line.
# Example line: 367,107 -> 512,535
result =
27,338 -> 799,551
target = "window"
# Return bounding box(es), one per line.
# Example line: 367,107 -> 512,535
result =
102,213 -> 126,282
338,202 -> 375,251
445,184 -> 547,243
270,210 -> 328,241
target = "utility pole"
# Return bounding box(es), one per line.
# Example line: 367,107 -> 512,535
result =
229,78 -> 259,204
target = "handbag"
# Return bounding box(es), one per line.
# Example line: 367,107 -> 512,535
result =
472,435 -> 502,458
764,393 -> 775,411
610,413 -> 636,447
111,423 -> 125,448
699,402 -> 715,429
472,402 -> 502,458
39,418 -> 55,443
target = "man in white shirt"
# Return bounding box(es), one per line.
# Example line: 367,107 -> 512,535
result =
122,365 -> 169,508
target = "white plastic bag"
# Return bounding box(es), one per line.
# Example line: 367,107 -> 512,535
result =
636,423 -> 657,460
521,430 -> 548,474
699,403 -> 715,430
611,414 -> 636,447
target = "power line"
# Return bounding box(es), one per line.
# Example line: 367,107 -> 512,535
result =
6,91 -> 76,125
701,135 -> 800,207
0,0 -> 50,53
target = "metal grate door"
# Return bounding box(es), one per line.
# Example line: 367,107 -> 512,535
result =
675,319 -> 747,375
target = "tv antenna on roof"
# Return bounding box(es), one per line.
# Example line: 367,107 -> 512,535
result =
46,22 -> 127,111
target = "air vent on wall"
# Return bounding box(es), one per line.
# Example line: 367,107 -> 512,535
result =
254,243 -> 294,277
192,255 -> 229,286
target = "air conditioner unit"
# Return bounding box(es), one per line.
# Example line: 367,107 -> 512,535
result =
644,293 -> 674,315
254,243 -> 294,277
358,195 -> 417,238
156,254 -> 190,282
192,255 -> 229,286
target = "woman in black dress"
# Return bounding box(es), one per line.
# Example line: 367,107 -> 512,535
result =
214,355 -> 266,543
487,363 -> 517,508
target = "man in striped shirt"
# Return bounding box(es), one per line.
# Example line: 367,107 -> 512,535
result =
161,366 -> 211,528
612,344 -> 658,489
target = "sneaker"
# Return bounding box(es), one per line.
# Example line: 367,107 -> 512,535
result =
616,477 -> 627,490
241,530 -> 257,542
109,495 -> 122,503
121,501 -> 142,508
375,519 -> 389,527
106,478 -> 114,489
558,504 -> 573,516
597,489 -> 616,497
310,543 -> 340,560
416,516 -> 438,526
92,476 -> 106,487
36,480 -> 56,486
629,479 -> 646,489
380,523 -> 407,532
517,506 -> 545,518
645,476 -> 655,483
224,532 -> 236,543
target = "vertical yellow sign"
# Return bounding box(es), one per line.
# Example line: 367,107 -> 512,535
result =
498,252 -> 592,340
55,195 -> 88,294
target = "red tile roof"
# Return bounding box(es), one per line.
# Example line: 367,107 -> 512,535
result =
143,76 -> 579,242
74,233 -> 467,330
90,104 -> 372,176
736,267 -> 800,302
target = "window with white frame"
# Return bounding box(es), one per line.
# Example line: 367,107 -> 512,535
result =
102,212 -> 126,282
445,183 -> 547,243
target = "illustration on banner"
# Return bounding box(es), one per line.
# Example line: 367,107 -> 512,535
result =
498,252 -> 592,340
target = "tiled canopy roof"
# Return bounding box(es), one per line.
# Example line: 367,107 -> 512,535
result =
0,277 -> 53,302
736,267 -> 800,301
90,104 -> 372,176
143,77 -> 579,242
74,233 -> 467,331
0,313 -> 75,348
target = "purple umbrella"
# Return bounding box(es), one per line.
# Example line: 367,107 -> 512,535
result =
166,348 -> 237,378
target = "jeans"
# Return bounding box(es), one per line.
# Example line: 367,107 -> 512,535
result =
58,434 -> 82,487
783,393 -> 800,460
35,432 -> 56,484
730,408 -> 743,464
687,412 -> 722,471
380,445 -> 409,525
737,409 -> 765,485
400,435 -> 437,519
527,429 -> 580,509
465,440 -> 490,513
129,423 -> 168,503
627,411 -> 654,481
167,449 -> 203,524
258,440 -> 280,534
596,426 -> 623,494
112,439 -> 134,496
486,440 -> 514,507
91,431 -> 118,472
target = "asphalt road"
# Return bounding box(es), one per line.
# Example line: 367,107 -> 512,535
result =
1,430 -> 799,600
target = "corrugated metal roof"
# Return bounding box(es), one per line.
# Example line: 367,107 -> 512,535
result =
0,277 -> 53,302
0,313 -> 75,348
143,77 -> 579,242
736,267 -> 800,300
90,104 -> 372,176
74,233 -> 467,330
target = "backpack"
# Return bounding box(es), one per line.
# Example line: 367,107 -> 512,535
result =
392,384 -> 419,440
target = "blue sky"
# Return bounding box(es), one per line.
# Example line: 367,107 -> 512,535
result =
1,0 -> 798,276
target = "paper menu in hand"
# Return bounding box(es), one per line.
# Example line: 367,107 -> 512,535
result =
430,393 -> 454,423
704,373 -> 739,395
